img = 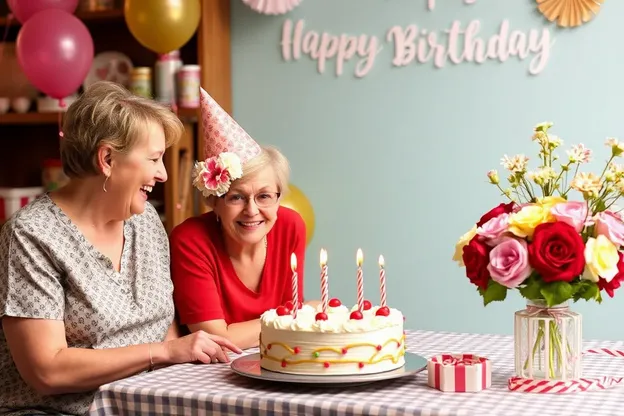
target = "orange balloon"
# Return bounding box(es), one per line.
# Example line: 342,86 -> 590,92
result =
280,184 -> 315,246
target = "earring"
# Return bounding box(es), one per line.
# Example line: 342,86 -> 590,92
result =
102,175 -> 109,193
216,215 -> 220,223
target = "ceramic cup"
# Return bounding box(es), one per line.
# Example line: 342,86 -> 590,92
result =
11,97 -> 31,113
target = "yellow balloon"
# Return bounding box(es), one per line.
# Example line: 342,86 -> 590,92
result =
124,0 -> 201,54
280,184 -> 315,246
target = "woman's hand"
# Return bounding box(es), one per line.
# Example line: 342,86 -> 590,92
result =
161,330 -> 243,364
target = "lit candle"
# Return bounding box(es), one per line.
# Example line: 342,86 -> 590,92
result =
320,248 -> 328,313
379,255 -> 386,307
356,248 -> 364,311
291,252 -> 298,318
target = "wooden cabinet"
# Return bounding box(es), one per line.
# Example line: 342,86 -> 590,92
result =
0,0 -> 230,232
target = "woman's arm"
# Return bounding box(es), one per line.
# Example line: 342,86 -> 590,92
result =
188,319 -> 260,350
3,316 -> 241,396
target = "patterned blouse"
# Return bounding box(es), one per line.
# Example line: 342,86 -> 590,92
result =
0,195 -> 175,415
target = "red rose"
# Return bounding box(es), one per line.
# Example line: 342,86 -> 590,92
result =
528,222 -> 585,283
477,202 -> 516,227
462,236 -> 491,290
598,252 -> 624,298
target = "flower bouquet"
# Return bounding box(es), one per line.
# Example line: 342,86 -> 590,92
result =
453,122 -> 624,380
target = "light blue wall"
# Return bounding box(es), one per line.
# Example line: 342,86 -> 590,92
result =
230,0 -> 624,340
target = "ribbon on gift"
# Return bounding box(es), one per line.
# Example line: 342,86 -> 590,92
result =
428,353 -> 491,392
509,348 -> 624,393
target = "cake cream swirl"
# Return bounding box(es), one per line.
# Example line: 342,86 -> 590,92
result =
260,304 -> 403,333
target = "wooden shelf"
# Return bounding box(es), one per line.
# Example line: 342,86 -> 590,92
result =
0,107 -> 198,126
0,9 -> 124,27
0,112 -> 59,125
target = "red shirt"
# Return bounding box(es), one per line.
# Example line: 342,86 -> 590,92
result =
170,206 -> 306,325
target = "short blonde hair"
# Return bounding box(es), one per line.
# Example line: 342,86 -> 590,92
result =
60,81 -> 184,178
205,146 -> 290,208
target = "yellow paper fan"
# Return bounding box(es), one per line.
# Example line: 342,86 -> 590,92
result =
536,0 -> 604,27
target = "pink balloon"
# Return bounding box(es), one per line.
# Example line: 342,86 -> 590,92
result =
7,0 -> 79,24
17,9 -> 94,99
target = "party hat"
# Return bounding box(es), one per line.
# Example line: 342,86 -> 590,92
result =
192,87 -> 261,197
200,87 -> 261,165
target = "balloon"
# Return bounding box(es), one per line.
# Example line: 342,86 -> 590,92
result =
280,184 -> 315,246
124,0 -> 201,54
16,9 -> 94,99
7,0 -> 79,24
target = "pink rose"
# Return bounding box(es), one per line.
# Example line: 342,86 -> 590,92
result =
477,213 -> 510,246
595,211 -> 624,247
551,201 -> 592,233
487,237 -> 532,288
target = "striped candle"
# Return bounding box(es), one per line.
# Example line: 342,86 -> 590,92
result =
290,252 -> 298,318
379,255 -> 386,307
356,248 -> 364,311
320,248 -> 328,312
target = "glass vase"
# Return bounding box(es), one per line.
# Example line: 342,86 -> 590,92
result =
514,300 -> 582,381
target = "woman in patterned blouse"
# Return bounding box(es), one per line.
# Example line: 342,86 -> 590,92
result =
0,81 -> 241,416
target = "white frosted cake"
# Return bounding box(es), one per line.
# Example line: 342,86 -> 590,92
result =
259,299 -> 405,375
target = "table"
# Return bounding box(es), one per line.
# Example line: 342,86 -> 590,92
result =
88,329 -> 624,416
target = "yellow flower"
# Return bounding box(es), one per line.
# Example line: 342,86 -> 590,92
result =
583,235 -> 619,282
536,195 -> 566,220
508,204 -> 551,239
452,225 -> 477,266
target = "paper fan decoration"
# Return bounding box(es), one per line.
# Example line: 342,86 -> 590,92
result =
536,0 -> 604,27
242,0 -> 302,15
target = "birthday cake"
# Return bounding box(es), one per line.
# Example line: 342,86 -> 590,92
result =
259,299 -> 405,376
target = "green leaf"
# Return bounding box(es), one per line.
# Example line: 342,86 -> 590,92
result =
479,281 -> 508,306
518,274 -> 543,300
571,280 -> 600,302
540,281 -> 574,307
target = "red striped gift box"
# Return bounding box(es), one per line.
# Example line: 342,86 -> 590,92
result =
427,353 -> 492,392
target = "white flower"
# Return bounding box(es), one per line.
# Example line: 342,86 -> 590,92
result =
567,144 -> 592,164
218,152 -> 243,180
501,154 -> 529,173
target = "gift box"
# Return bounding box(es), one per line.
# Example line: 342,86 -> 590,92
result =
0,187 -> 44,222
427,353 -> 492,392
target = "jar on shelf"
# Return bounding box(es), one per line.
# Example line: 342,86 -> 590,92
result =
154,50 -> 182,106
177,65 -> 201,108
42,159 -> 69,192
514,300 -> 582,381
130,67 -> 152,99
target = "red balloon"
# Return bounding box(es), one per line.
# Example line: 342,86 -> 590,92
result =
7,0 -> 79,24
16,9 -> 94,99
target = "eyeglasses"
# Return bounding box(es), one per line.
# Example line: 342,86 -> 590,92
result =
222,191 -> 281,208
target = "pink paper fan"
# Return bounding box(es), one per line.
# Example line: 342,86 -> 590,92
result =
242,0 -> 302,15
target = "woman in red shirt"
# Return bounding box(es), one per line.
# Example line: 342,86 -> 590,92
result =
170,88 -> 313,350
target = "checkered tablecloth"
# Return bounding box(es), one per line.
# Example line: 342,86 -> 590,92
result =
87,329 -> 624,416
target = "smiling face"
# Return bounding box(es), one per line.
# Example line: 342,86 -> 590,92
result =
213,165 -> 281,249
106,120 -> 168,217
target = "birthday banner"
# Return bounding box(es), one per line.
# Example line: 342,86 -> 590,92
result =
280,0 -> 554,78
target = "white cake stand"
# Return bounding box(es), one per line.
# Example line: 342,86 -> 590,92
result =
230,352 -> 427,386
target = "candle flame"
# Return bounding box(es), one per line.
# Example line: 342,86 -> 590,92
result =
320,248 -> 327,266
356,248 -> 363,266
379,254 -> 385,268
291,252 -> 297,271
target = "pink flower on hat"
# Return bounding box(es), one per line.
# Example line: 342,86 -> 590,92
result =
192,152 -> 243,197
203,157 -> 230,189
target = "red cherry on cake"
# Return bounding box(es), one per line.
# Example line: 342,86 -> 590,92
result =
315,312 -> 328,321
284,301 -> 294,310
328,298 -> 342,307
350,310 -> 363,320
375,306 -> 390,317
276,306 -> 290,316
363,300 -> 372,310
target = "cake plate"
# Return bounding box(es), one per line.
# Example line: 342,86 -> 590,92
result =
230,352 -> 427,387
